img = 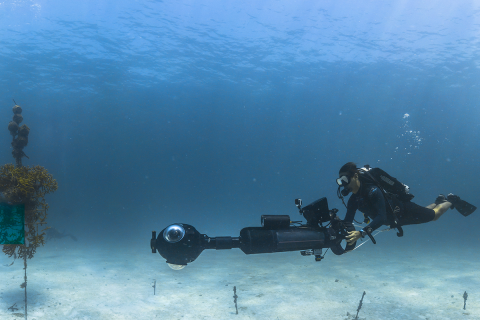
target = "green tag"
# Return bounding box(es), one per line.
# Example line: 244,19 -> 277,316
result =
0,203 -> 25,244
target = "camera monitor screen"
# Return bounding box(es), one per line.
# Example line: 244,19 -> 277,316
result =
302,197 -> 330,225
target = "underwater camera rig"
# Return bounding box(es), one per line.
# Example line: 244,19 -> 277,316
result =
151,197 -> 362,269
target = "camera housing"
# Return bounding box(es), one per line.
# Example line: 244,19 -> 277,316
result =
151,197 -> 356,268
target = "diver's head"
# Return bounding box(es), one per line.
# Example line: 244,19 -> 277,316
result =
337,162 -> 361,195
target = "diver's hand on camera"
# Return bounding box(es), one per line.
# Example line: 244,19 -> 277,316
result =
346,231 -> 361,245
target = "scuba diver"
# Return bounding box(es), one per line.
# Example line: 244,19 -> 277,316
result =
336,162 -> 477,246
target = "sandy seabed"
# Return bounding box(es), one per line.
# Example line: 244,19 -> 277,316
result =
0,237 -> 478,320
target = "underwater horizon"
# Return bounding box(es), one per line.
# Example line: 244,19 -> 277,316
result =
1,1 -> 480,319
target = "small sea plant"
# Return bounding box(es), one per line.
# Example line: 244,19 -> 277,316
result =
1,102 -> 58,319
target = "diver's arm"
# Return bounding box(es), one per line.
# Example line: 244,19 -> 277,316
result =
344,198 -> 359,245
343,196 -> 357,223
346,190 -> 387,245
364,187 -> 388,231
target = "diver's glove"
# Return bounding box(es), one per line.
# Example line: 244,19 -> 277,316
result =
447,193 -> 461,210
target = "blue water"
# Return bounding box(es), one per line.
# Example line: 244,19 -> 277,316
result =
1,1 -> 479,253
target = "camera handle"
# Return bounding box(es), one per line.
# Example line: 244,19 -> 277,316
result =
362,226 -> 376,244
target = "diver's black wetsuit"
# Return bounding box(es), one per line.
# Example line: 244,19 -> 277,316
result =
344,183 -> 389,231
344,182 -> 435,231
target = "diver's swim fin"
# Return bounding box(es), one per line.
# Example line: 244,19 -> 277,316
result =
454,199 -> 477,217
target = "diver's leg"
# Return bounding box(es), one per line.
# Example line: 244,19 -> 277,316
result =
432,201 -> 452,221
426,194 -> 448,210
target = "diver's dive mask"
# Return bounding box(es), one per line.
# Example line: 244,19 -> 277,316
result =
336,175 -> 351,187
336,173 -> 353,198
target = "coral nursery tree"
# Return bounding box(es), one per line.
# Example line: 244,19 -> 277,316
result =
1,102 -> 58,319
